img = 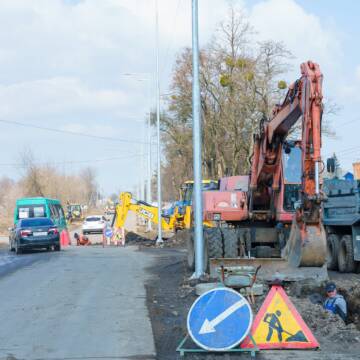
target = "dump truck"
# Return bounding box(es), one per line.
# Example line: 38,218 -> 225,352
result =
187,61 -> 328,280
323,177 -> 360,272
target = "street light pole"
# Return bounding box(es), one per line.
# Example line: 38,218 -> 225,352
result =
192,0 -> 204,277
155,0 -> 163,244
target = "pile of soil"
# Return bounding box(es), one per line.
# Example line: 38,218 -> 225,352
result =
293,299 -> 360,344
125,229 -> 189,248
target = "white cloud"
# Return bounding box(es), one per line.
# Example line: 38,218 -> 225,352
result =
0,77 -> 128,119
249,0 -> 342,83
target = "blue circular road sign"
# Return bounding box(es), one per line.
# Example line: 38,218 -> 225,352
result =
187,287 -> 253,351
105,228 -> 113,237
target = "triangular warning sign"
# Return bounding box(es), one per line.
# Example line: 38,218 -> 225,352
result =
241,285 -> 319,349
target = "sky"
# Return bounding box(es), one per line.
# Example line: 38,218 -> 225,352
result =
0,0 -> 359,195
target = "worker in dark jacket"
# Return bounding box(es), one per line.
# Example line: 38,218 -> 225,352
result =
323,282 -> 347,321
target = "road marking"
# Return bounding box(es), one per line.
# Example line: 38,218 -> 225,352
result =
199,299 -> 247,334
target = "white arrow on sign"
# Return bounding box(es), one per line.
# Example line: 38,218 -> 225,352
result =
199,299 -> 247,335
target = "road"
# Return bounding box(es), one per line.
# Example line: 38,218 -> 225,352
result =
0,242 -> 156,360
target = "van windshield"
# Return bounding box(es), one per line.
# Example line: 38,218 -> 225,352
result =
18,205 -> 46,219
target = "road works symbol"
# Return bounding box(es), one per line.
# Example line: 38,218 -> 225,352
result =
241,285 -> 319,350
187,287 -> 253,351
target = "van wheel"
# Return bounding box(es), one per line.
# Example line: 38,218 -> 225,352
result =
338,235 -> 355,273
327,234 -> 340,270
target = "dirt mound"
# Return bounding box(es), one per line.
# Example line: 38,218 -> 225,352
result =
338,283 -> 360,329
293,299 -> 360,344
125,231 -> 156,246
124,229 -> 187,249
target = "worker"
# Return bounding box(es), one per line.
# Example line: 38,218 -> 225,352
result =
323,282 -> 347,321
264,310 -> 284,341
74,232 -> 91,246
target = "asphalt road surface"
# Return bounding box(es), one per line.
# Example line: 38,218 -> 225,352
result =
0,242 -> 156,360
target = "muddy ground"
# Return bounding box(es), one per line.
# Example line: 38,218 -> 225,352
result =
142,235 -> 360,360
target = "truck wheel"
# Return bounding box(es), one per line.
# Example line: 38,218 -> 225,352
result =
222,228 -> 238,258
186,232 -> 195,271
206,227 -> 223,259
338,235 -> 355,273
326,234 -> 339,270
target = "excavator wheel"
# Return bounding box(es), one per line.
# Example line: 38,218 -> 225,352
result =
326,233 -> 340,270
221,228 -> 238,258
284,219 -> 327,267
205,227 -> 223,259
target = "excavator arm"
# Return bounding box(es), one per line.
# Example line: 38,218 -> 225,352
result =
114,192 -> 175,231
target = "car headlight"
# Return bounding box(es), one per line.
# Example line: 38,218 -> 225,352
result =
213,213 -> 221,221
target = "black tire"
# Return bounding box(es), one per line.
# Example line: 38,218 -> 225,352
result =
15,242 -> 22,255
338,235 -> 355,273
205,227 -> 223,258
187,232 -> 195,271
222,228 -> 238,258
55,244 -> 61,251
326,234 -> 340,270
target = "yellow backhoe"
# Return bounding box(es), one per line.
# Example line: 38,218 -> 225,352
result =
113,192 -> 177,232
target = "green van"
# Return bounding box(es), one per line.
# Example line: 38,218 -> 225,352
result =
14,197 -> 67,232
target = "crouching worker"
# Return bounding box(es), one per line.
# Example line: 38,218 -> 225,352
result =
74,232 -> 91,246
323,282 -> 347,321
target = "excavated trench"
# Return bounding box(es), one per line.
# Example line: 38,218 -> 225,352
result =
289,280 -> 360,331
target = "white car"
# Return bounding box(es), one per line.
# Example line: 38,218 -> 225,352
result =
82,215 -> 107,234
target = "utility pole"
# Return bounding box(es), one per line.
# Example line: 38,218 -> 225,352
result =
155,0 -> 163,244
192,0 -> 204,277
146,108 -> 152,231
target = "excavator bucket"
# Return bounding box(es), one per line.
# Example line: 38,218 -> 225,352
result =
283,219 -> 327,268
208,221 -> 328,283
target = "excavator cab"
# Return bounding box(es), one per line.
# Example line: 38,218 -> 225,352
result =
277,143 -> 302,222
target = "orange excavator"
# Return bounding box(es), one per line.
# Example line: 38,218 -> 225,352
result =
190,61 -> 327,280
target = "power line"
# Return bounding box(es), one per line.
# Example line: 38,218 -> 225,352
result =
0,118 -> 155,145
0,152 -> 148,168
